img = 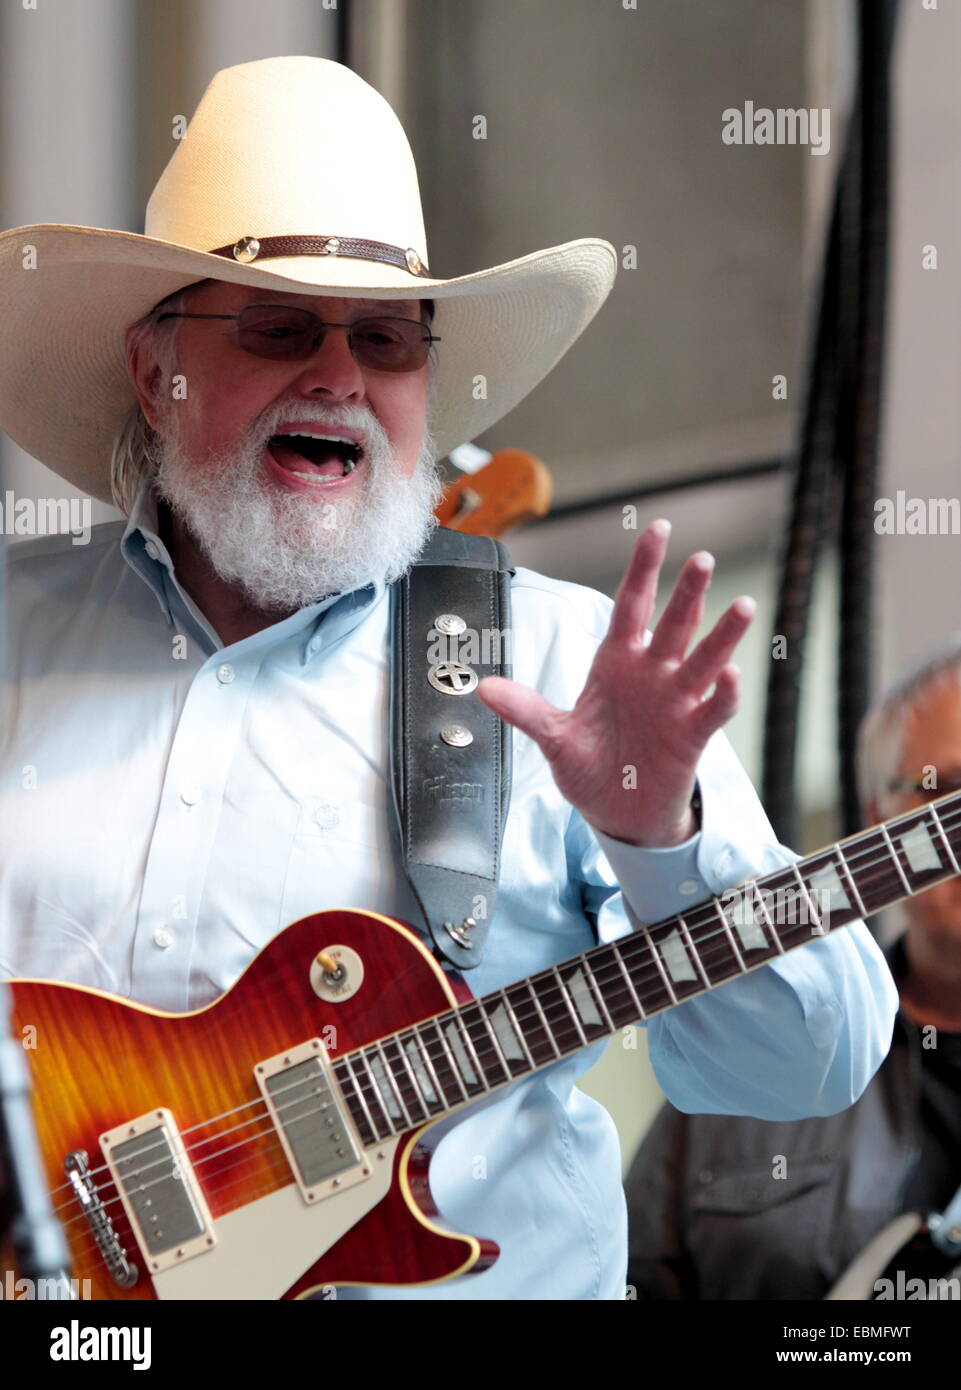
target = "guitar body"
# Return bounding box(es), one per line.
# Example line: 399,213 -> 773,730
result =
3,909 -> 498,1300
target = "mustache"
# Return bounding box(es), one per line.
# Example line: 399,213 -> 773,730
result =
246,403 -> 386,455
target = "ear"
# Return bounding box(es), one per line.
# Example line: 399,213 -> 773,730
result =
125,325 -> 166,433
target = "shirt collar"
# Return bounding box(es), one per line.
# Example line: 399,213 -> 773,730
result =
120,475 -> 386,659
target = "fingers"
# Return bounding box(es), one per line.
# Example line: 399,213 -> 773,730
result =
645,550 -> 715,661
688,663 -> 741,744
607,519 -> 671,642
476,674 -> 563,753
680,596 -> 756,696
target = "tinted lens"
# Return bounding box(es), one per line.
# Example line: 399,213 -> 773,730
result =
236,306 -> 317,359
350,318 -> 430,372
234,308 -> 431,371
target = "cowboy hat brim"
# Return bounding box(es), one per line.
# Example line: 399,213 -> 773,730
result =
0,224 -> 617,503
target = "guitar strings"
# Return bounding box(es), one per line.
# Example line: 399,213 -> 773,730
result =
44,797 -> 961,1238
52,801 -> 961,1214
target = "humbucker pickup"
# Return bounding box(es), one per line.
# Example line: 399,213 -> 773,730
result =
100,1108 -> 216,1275
254,1039 -> 370,1203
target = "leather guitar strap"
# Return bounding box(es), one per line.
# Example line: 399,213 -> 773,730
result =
389,526 -> 513,971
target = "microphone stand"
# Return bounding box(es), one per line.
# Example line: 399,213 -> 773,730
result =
0,462 -> 70,1298
0,980 -> 71,1296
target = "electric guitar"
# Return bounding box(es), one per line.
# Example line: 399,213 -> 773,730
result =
6,787 -> 961,1300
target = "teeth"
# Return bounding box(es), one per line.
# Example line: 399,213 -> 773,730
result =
287,459 -> 358,481
282,430 -> 358,446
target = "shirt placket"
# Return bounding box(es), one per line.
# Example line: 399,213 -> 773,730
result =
130,649 -> 264,1010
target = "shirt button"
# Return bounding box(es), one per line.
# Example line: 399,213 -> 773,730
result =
153,928 -> 174,950
714,849 -> 733,877
314,803 -> 340,830
144,540 -> 161,561
216,663 -> 235,684
181,786 -> 202,807
678,877 -> 699,895
308,637 -> 321,656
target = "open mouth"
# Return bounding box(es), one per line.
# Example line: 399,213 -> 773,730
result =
266,431 -> 363,481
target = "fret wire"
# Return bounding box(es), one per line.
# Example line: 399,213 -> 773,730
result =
390,1032 -> 433,1117
405,1024 -> 449,1109
451,1010 -> 491,1092
333,1056 -> 381,1146
676,915 -> 712,989
372,1040 -> 412,1128
580,956 -> 617,1032
712,900 -> 746,972
930,804 -> 961,875
750,880 -> 785,952
611,942 -> 647,1020
472,1001 -> 514,1083
790,861 -> 824,935
430,1019 -> 470,1103
834,843 -> 868,919
552,965 -> 589,1045
525,979 -> 563,1057
354,1049 -> 397,1137
500,990 -> 536,1070
880,822 -> 913,897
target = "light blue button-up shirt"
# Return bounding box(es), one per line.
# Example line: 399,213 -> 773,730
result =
0,481 -> 897,1300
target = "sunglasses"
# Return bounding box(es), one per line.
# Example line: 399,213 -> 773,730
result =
156,304 -> 440,373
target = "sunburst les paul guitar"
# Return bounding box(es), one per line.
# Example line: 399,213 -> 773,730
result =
5,789 -> 961,1299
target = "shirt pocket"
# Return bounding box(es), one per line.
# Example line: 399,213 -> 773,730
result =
686,1157 -> 840,1299
277,790 -> 410,931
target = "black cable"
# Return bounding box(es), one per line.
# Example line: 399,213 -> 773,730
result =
836,0 -> 900,837
762,177 -> 845,848
525,457 -> 785,525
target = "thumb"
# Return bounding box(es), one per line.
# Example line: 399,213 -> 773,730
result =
476,675 -> 562,752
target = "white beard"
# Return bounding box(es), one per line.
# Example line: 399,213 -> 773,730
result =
151,400 -> 443,612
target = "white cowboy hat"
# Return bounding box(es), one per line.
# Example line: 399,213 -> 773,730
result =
0,55 -> 617,505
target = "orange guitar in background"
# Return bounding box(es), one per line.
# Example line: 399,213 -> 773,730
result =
434,448 -> 552,537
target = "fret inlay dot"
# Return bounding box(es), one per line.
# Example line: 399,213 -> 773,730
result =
405,1037 -> 438,1103
808,863 -> 850,915
369,1052 -> 403,1119
659,928 -> 697,983
900,821 -> 939,873
725,890 -> 768,951
489,1002 -> 525,1060
445,1022 -> 478,1085
564,967 -> 603,1026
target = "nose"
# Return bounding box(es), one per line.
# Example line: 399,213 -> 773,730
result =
290,323 -> 366,402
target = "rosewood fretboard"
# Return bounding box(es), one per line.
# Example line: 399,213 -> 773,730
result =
331,790 -> 961,1146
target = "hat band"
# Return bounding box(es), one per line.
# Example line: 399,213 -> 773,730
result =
208,233 -> 431,279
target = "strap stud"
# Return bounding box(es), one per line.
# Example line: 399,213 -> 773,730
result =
434,613 -> 467,635
444,916 -> 477,944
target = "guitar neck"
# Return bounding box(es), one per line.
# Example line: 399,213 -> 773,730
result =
332,791 -> 961,1145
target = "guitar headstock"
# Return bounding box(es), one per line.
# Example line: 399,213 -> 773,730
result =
434,448 -> 553,538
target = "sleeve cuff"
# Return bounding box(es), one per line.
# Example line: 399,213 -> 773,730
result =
591,822 -> 706,928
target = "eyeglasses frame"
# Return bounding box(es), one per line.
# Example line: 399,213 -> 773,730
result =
154,304 -> 441,371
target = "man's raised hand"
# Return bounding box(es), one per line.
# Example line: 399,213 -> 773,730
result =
476,519 -> 756,847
